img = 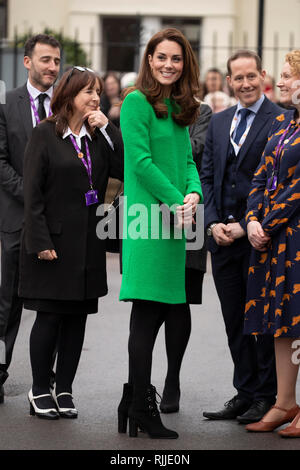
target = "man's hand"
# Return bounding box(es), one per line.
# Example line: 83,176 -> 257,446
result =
37,249 -> 58,261
212,223 -> 234,246
225,222 -> 246,240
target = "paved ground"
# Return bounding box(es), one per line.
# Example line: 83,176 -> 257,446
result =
0,252 -> 299,452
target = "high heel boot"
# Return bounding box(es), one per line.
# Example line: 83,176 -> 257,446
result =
128,384 -> 178,439
117,383 -> 133,433
160,383 -> 181,414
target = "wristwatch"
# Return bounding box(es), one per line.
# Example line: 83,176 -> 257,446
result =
207,222 -> 218,237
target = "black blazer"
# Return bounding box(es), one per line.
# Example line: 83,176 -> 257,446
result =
19,120 -> 124,301
200,96 -> 283,253
0,84 -> 33,232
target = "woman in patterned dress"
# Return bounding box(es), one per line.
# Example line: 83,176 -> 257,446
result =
244,51 -> 300,436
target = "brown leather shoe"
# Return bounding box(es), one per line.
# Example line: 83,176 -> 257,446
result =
278,411 -> 300,437
245,405 -> 300,432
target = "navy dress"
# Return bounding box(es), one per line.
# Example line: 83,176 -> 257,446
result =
244,110 -> 300,338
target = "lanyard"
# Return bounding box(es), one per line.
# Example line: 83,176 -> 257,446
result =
28,93 -> 52,125
267,120 -> 300,191
69,135 -> 94,189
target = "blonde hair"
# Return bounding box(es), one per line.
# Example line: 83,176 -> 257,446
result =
285,50 -> 300,76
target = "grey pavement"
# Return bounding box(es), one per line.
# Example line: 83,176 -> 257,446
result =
0,252 -> 300,451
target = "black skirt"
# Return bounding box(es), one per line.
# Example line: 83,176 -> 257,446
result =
23,298 -> 98,315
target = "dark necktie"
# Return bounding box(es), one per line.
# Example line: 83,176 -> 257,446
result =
234,108 -> 251,145
37,93 -> 47,121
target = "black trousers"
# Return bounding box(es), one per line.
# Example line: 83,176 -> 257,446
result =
211,239 -> 277,402
0,231 -> 23,385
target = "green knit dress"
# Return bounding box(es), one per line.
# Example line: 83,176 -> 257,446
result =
119,90 -> 203,304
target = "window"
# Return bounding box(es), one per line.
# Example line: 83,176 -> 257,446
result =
161,17 -> 201,63
102,17 -> 141,72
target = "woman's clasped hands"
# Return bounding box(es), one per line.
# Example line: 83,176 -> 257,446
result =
175,192 -> 200,228
247,220 -> 271,251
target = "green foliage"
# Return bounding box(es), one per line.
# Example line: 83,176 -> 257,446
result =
15,27 -> 89,68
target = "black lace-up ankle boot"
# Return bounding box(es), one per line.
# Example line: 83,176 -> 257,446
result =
128,384 -> 178,439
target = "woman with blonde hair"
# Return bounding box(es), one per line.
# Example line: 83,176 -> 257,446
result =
244,50 -> 300,437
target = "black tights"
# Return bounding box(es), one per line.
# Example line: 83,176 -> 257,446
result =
128,300 -> 191,389
30,312 -> 87,395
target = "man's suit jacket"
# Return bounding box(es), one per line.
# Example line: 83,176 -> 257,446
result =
200,96 -> 283,253
0,84 -> 33,232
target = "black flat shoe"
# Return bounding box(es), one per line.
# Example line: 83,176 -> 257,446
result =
237,399 -> 275,424
160,387 -> 180,414
28,389 -> 59,420
52,390 -> 78,419
203,396 -> 251,420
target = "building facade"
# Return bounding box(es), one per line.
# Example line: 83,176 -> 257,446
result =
3,0 -> 300,80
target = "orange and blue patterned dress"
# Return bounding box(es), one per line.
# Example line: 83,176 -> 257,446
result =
244,110 -> 300,338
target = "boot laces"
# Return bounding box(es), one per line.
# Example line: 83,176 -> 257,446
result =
146,386 -> 162,416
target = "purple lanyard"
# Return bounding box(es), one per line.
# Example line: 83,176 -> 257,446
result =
268,120 -> 300,191
28,93 -> 52,124
69,135 -> 94,189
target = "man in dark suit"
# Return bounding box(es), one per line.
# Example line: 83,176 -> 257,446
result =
200,50 -> 282,424
0,34 -> 61,403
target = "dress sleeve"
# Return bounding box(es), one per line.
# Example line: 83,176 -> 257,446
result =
245,115 -> 287,225
245,150 -> 268,224
262,158 -> 300,235
120,92 -> 185,208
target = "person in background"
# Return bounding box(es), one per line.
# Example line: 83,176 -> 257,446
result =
201,49 -> 283,424
117,28 -> 202,439
203,91 -> 232,113
262,74 -> 277,103
0,34 -> 61,404
244,50 -> 300,437
203,68 -> 224,98
19,67 -> 123,420
100,72 -> 121,128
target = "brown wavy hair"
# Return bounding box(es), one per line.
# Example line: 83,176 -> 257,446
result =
48,68 -> 103,137
126,28 -> 201,126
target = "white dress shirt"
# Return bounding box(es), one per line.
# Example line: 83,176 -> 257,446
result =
27,79 -> 53,127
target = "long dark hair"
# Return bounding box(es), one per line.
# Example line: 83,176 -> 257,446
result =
48,68 -> 103,137
126,28 -> 201,127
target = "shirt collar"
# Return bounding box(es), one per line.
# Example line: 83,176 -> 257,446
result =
27,79 -> 53,100
236,94 -> 265,115
62,123 -> 92,141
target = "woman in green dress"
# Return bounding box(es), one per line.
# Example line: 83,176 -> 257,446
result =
117,28 -> 203,439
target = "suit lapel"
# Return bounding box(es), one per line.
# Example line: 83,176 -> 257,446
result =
18,85 -> 33,140
236,98 -> 272,169
218,106 -> 236,178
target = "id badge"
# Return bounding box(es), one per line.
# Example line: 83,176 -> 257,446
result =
85,189 -> 99,206
267,174 -> 278,192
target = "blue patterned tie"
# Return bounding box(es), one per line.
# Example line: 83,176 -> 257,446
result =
234,108 -> 251,145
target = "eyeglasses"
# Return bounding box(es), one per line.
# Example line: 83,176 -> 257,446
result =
66,66 -> 95,83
